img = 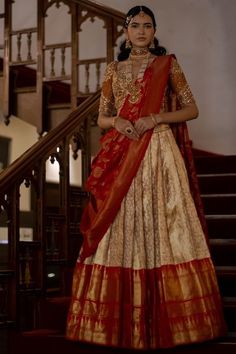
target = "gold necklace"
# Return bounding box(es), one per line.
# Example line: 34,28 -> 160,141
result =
126,52 -> 151,81
130,47 -> 149,57
125,52 -> 151,103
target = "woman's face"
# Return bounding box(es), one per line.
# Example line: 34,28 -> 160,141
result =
125,12 -> 155,48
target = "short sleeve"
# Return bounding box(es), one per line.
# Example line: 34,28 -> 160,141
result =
98,61 -> 117,116
169,58 -> 196,107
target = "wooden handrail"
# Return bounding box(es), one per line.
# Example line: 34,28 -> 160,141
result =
11,27 -> 37,35
74,0 -> 125,22
0,90 -> 101,192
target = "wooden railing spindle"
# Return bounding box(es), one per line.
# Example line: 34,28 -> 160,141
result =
50,48 -> 55,77
27,32 -> 32,61
16,33 -> 22,62
61,46 -> 66,76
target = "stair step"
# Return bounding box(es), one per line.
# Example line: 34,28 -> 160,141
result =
8,329 -> 236,354
223,297 -> 236,332
202,194 -> 236,215
216,266 -> 236,297
37,296 -> 70,331
210,239 -> 236,266
198,174 -> 236,194
206,215 -> 236,238
194,156 -> 236,174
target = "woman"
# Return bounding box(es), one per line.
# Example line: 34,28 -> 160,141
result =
66,5 -> 226,349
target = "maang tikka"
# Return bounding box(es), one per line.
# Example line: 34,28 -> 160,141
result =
139,6 -> 145,17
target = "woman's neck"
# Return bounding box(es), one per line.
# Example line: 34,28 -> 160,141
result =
130,47 -> 149,57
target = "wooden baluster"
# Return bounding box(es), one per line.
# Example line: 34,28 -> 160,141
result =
0,281 -> 7,318
96,62 -> 101,90
61,46 -> 66,76
85,63 -> 89,94
25,246 -> 34,288
53,220 -> 59,259
46,222 -> 52,259
27,31 -> 32,61
50,48 -> 55,77
19,248 -> 26,288
50,220 -> 57,259
17,33 -> 22,62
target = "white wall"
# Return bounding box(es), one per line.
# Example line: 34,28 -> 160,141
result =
0,0 -> 236,155
0,116 -> 38,211
0,115 -> 38,166
95,0 -> 236,155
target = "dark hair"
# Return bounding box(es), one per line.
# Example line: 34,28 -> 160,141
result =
117,5 -> 166,61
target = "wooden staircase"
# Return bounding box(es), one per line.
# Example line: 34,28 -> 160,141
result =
1,1 -> 236,353
7,156 -> 236,354
196,155 -> 236,345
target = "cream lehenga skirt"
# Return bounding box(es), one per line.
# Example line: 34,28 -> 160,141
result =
66,124 -> 226,349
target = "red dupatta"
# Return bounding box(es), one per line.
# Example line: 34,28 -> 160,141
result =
79,55 -> 173,261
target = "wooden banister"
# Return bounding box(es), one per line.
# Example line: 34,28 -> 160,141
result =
0,90 -> 101,191
0,90 -> 101,328
0,0 -> 126,331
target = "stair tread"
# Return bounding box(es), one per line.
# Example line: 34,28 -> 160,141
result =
210,239 -> 236,245
18,329 -> 236,354
198,173 -> 236,177
194,155 -> 236,174
202,194 -> 236,197
216,265 -> 236,272
223,297 -> 236,304
206,215 -> 236,219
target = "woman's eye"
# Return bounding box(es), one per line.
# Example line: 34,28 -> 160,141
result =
129,23 -> 153,29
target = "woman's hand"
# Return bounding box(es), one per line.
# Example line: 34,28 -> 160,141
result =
114,117 -> 140,140
134,116 -> 156,136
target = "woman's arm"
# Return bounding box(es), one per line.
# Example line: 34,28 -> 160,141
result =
97,61 -> 139,139
97,114 -> 115,130
134,103 -> 198,137
135,58 -> 199,135
152,102 -> 199,125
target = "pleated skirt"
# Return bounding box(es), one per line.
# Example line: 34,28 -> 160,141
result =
66,125 -> 226,349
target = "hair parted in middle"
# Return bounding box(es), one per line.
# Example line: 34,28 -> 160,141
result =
117,5 -> 166,62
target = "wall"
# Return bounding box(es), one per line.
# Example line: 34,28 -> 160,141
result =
0,0 -> 235,156
95,0 -> 236,155
0,116 -> 38,211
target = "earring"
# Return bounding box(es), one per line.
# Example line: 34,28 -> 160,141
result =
125,39 -> 132,49
149,39 -> 155,49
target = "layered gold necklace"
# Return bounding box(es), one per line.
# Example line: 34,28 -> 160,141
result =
125,48 -> 151,102
126,48 -> 151,81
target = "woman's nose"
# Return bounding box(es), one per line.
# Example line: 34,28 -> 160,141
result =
138,25 -> 145,34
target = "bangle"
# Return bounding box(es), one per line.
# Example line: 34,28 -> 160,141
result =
150,113 -> 157,126
111,117 -> 118,128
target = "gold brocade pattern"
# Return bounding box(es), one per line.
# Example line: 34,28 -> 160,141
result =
84,126 -> 209,268
67,260 -> 226,348
170,58 -> 195,106
99,57 -> 195,117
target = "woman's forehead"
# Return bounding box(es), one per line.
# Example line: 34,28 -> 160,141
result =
129,13 -> 153,25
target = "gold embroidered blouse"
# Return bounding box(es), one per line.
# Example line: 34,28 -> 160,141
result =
99,57 -> 195,116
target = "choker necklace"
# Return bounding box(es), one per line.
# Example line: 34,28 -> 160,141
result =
130,47 -> 149,58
